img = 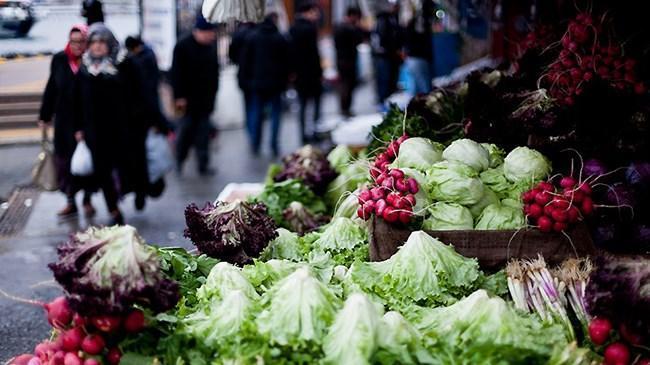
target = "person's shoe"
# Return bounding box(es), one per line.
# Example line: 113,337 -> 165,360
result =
199,167 -> 217,177
82,203 -> 96,218
57,204 -> 78,217
135,194 -> 146,211
110,210 -> 125,226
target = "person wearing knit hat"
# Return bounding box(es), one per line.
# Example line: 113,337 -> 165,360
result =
169,12 -> 220,176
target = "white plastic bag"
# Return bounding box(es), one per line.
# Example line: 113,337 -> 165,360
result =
146,130 -> 173,183
70,141 -> 94,176
202,0 -> 265,23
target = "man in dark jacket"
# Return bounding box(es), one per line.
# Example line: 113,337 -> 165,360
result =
404,1 -> 433,95
229,22 -> 256,139
81,0 -> 104,25
170,13 -> 220,176
289,3 -> 322,143
371,3 -> 403,106
240,13 -> 290,156
334,7 -> 365,118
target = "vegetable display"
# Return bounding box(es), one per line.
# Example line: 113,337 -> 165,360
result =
273,145 -> 337,195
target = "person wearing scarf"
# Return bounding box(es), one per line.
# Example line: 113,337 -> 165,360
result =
75,24 -> 125,225
39,24 -> 97,218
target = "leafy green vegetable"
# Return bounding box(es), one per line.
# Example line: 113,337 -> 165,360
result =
196,262 -> 259,303
322,293 -> 383,365
302,217 -> 369,266
422,202 -> 474,230
426,161 -> 486,205
255,179 -> 327,228
475,202 -> 526,230
327,145 -> 353,173
410,290 -> 568,364
367,105 -> 434,155
260,228 -> 303,262
282,201 -> 329,235
390,137 -> 444,171
374,311 -> 435,364
156,247 -> 218,307
332,189 -> 361,219
324,160 -> 368,209
481,143 -> 506,168
349,231 -> 481,309
503,146 -> 552,185
257,267 -> 340,346
468,187 -> 500,218
480,166 -> 526,201
442,138 -> 491,172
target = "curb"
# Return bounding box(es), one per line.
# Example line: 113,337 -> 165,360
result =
0,52 -> 53,64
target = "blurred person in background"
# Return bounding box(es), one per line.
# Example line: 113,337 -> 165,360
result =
81,0 -> 104,25
229,21 -> 257,141
404,1 -> 433,95
120,35 -> 169,210
334,6 -> 365,118
76,24 -> 124,225
39,24 -> 96,218
371,2 -> 403,107
289,2 -> 322,144
170,13 -> 220,176
240,13 -> 290,156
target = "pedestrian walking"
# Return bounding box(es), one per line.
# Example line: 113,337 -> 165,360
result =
240,13 -> 290,156
39,24 -> 96,218
334,7 -> 365,118
170,13 -> 220,176
289,3 -> 322,144
76,24 -> 125,225
81,0 -> 104,26
229,21 -> 256,139
121,35 -> 169,210
404,2 -> 433,95
371,2 -> 403,107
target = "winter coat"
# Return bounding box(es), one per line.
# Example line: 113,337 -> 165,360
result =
289,17 -> 322,96
229,23 -> 256,90
82,0 -> 104,25
240,18 -> 290,97
371,12 -> 403,59
334,22 -> 365,80
40,51 -> 82,160
404,15 -> 433,61
170,34 -> 220,117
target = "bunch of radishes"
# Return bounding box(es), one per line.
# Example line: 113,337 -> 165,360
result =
9,296 -> 146,365
358,135 -> 420,225
588,317 -> 648,365
545,12 -> 646,105
523,176 -> 594,232
518,24 -> 556,57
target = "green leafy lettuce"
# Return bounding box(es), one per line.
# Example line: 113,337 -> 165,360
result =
422,202 -> 474,230
426,161 -> 486,205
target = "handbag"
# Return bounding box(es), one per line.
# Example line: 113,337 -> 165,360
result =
146,129 -> 173,183
70,140 -> 94,176
31,128 -> 58,191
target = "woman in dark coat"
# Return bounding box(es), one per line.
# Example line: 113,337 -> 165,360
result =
76,24 -> 125,225
39,24 -> 96,217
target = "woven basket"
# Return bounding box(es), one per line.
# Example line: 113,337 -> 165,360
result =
369,217 -> 597,270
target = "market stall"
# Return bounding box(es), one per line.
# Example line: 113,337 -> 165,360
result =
5,1 -> 650,364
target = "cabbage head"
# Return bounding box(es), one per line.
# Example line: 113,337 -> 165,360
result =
468,187 -> 499,218
481,143 -> 505,168
442,139 -> 490,172
503,147 -> 551,185
391,137 -> 444,171
475,202 -> 525,230
422,202 -> 474,230
401,168 -> 431,216
426,161 -> 486,205
327,145 -> 353,173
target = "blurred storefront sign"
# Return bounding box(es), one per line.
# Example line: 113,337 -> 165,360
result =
142,0 -> 175,70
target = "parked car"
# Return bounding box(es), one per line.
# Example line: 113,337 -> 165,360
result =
0,0 -> 36,37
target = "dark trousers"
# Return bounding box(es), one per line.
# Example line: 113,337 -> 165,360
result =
176,114 -> 211,172
247,92 -> 282,154
338,66 -> 357,116
98,170 -> 119,212
374,56 -> 400,104
298,91 -> 321,143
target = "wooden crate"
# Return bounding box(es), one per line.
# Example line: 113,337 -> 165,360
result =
369,217 -> 597,270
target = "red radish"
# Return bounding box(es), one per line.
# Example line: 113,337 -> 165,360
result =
50,352 -> 65,365
27,358 -> 41,365
386,192 -> 400,207
370,187 -> 385,201
34,342 -> 50,359
356,207 -> 366,220
551,209 -> 568,223
537,181 -> 554,192
528,204 -> 543,219
45,297 -> 73,329
63,352 -> 82,365
604,342 -> 630,365
553,222 -> 568,232
551,198 -> 571,210
635,83 -> 647,95
578,183 -> 592,195
389,169 -> 404,179
522,191 -> 535,203
375,199 -> 387,216
72,313 -> 86,328
90,315 -> 121,333
375,174 -> 386,185
83,360 -> 100,365
589,317 -> 613,345
382,206 -> 398,223
358,190 -> 371,204
404,194 -> 416,207
10,354 -> 34,365
396,134 -> 409,144
563,189 -> 585,204
106,348 -> 122,365
538,216 -> 553,232
636,359 -> 650,365
535,191 -> 552,205
61,327 -> 85,352
395,179 -> 408,193
567,207 -> 580,223
407,178 -> 419,194
618,323 -> 643,346
398,211 -> 411,224
583,71 -> 593,81
81,334 -> 105,355
363,201 -> 375,216
381,176 -> 394,189
560,176 -> 577,189
543,204 -> 555,217
581,198 -> 594,216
